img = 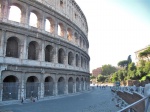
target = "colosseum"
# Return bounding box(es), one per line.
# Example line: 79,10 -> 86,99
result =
0,0 -> 90,102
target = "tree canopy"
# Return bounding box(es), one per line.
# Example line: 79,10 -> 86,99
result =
101,64 -> 117,76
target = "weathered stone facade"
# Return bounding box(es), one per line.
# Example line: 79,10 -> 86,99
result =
0,0 -> 90,101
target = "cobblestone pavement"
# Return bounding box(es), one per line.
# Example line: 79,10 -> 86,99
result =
0,87 -> 120,112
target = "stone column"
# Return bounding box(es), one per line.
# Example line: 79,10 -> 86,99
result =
0,30 -> 6,57
0,65 -> 7,101
79,81 -> 81,92
37,17 -> 43,30
22,36 -> 27,59
40,41 -> 45,62
54,21 -> 58,37
72,30 -> 75,44
54,81 -> 58,96
0,2 -> 2,19
25,5 -> 30,27
65,81 -> 68,94
2,0 -> 9,20
54,46 -> 58,63
63,26 -> 67,39
74,81 -> 76,93
83,81 -> 86,91
65,49 -> 68,66
40,82 -> 44,98
20,73 -> 25,100
3,35 -> 7,57
39,72 -> 44,99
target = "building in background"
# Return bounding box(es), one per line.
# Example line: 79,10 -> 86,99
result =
135,45 -> 150,66
92,67 -> 102,77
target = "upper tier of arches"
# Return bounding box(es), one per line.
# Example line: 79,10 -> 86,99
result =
0,0 -> 89,53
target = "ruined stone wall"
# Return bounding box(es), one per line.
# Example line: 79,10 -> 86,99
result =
117,91 -> 145,112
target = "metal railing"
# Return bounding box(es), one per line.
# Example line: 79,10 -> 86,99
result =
117,95 -> 150,112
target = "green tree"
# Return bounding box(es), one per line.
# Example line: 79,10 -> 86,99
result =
90,75 -> 96,80
97,74 -> 107,83
127,55 -> 132,64
143,62 -> 150,74
118,60 -> 128,68
111,73 -> 118,83
101,64 -> 117,76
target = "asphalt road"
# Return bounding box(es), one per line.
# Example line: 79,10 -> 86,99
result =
0,87 -> 119,112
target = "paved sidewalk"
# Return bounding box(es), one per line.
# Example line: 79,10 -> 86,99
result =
0,87 -> 120,112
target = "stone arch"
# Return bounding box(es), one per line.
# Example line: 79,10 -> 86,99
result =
8,5 -> 21,22
9,0 -> 26,23
45,45 -> 54,62
76,54 -> 79,67
68,77 -> 73,93
3,75 -> 19,101
28,41 -> 39,60
29,10 -> 42,28
58,48 -> 65,64
68,51 -> 74,66
26,76 -> 39,98
58,77 -> 65,95
58,23 -> 64,37
45,17 -> 55,33
44,76 -> 54,96
67,28 -> 72,41
76,77 -> 80,92
6,37 -> 19,58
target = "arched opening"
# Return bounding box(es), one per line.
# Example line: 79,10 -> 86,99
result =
80,37 -> 82,47
60,0 -> 64,7
81,57 -> 83,68
58,23 -> 64,37
9,6 -> 21,22
45,45 -> 54,62
45,18 -> 54,33
58,77 -> 65,95
75,33 -> 78,45
83,40 -> 85,49
76,77 -> 80,92
67,28 -> 72,41
6,37 -> 19,58
26,76 -> 39,99
81,78 -> 84,91
3,75 -> 19,101
28,41 -> 39,60
29,12 -> 38,27
68,77 -> 73,93
76,54 -> 79,67
68,52 -> 74,66
44,76 -> 54,97
58,48 -> 65,64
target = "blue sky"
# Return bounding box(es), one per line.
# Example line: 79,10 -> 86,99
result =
75,0 -> 150,72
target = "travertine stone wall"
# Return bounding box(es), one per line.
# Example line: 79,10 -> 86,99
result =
0,0 -> 90,102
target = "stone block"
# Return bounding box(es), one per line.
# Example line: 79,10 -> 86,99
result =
144,83 -> 150,97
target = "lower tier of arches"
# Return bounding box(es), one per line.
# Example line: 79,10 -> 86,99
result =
0,66 -> 90,101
